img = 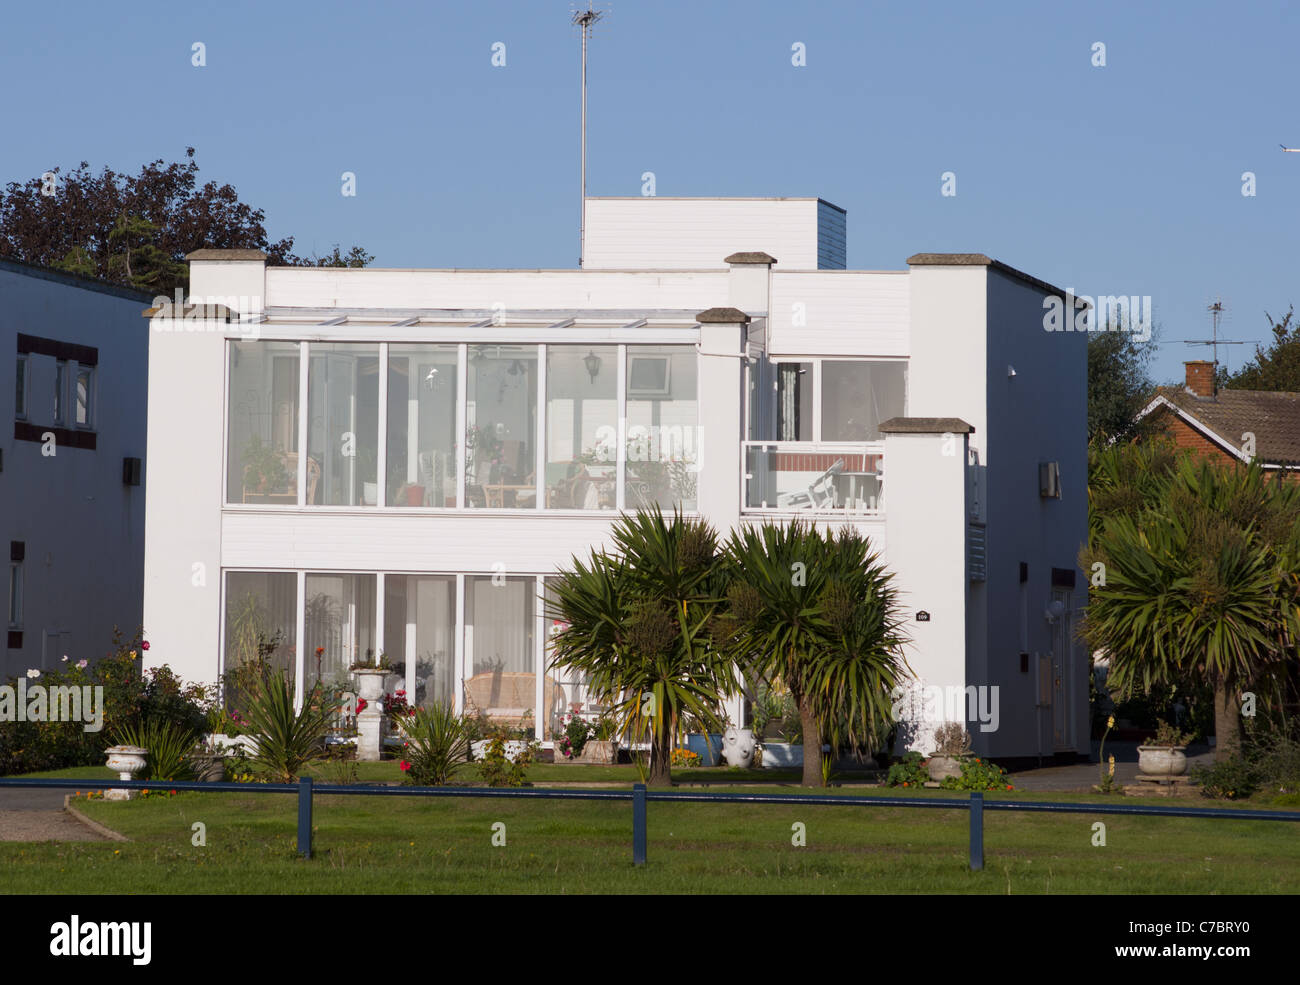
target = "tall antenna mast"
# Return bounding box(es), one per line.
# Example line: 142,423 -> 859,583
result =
1181,298 -> 1248,394
573,2 -> 604,268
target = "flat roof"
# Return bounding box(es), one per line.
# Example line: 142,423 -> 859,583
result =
906,253 -> 1088,306
0,256 -> 154,303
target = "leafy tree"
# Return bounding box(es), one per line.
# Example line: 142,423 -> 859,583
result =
1223,307 -> 1300,392
719,521 -> 908,786
547,509 -> 738,786
1081,452 -> 1300,759
1087,323 -> 1159,442
0,148 -> 370,295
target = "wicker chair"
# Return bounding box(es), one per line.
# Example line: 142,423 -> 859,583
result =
463,671 -> 562,731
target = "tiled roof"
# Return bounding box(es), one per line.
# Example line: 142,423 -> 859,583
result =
1152,386 -> 1300,464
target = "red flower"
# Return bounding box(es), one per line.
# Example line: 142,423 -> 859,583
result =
356,698 -> 368,713
1006,784 -> 1013,790
141,641 -> 150,650
400,761 -> 411,772
315,646 -> 324,656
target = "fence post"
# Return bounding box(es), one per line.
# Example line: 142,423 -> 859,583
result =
632,783 -> 647,866
969,792 -> 983,871
298,776 -> 314,858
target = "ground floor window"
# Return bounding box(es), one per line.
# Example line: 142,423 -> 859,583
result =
222,570 -> 599,742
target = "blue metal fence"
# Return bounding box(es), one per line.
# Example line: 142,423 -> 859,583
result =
4,775 -> 1298,871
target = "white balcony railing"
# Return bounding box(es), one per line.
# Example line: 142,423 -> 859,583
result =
742,441 -> 884,515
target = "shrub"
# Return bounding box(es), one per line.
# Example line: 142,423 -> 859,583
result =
554,713 -> 594,760
475,734 -> 537,787
0,629 -> 213,776
397,702 -> 469,786
940,757 -> 1013,792
886,750 -> 929,788
671,747 -> 701,769
1193,756 -> 1259,800
243,672 -> 338,782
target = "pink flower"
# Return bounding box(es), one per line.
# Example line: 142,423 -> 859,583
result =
76,660 -> 88,669
141,641 -> 150,651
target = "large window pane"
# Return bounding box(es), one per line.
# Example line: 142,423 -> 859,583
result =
625,345 -> 699,511
304,573 -> 377,690
384,575 -> 455,708
465,345 -> 538,509
465,576 -> 543,733
308,344 -> 380,506
227,341 -> 300,503
387,345 -> 458,507
223,572 -> 298,709
820,360 -> 906,441
545,346 -> 617,510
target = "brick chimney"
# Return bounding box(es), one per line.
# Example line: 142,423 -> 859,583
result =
1184,360 -> 1215,398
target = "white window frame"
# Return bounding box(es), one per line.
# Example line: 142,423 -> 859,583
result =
772,355 -> 908,443
73,362 -> 95,430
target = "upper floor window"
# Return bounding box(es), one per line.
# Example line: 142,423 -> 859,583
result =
225,339 -> 699,511
772,358 -> 906,442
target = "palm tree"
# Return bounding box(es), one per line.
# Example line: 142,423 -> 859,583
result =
1082,453 -> 1300,759
720,521 -> 909,787
546,509 -> 738,786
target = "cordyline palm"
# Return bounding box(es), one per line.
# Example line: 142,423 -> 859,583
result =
719,521 -> 909,787
546,509 -> 738,786
1082,454 -> 1300,758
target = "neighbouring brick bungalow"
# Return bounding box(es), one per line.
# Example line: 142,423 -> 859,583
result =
1137,360 -> 1300,480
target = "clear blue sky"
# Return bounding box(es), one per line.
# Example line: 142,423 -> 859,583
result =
3,0 -> 1296,384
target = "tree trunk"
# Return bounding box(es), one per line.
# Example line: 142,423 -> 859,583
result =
647,717 -> 673,786
1212,680 -> 1242,762
799,692 -> 822,787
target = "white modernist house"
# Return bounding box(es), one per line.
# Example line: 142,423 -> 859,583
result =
1,259 -> 150,680
142,198 -> 1088,763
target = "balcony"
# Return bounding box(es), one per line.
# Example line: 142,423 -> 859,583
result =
742,441 -> 884,514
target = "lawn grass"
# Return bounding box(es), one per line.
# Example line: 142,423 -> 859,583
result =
4,772 -> 1298,893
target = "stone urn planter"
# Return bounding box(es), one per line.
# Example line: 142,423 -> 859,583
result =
104,745 -> 148,800
926,755 -> 963,782
352,668 -> 388,762
1137,745 -> 1188,776
578,740 -> 618,764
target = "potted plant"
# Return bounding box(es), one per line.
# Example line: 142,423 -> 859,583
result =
580,714 -> 619,764
190,705 -> 228,782
682,711 -> 724,767
552,713 -> 593,762
926,721 -> 971,782
757,691 -> 803,769
241,434 -> 289,496
1138,719 -> 1193,776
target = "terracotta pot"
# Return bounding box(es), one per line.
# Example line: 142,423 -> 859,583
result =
1137,745 -> 1187,776
406,485 -> 424,506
